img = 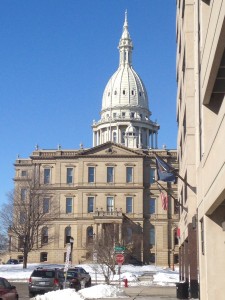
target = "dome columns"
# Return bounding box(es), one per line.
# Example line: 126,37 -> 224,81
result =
92,123 -> 158,149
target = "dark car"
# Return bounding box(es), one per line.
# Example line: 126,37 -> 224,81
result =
6,259 -> 19,265
64,271 -> 81,291
0,277 -> 19,300
67,267 -> 91,287
28,267 -> 64,297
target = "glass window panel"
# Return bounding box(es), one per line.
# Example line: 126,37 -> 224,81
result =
44,168 -> 51,184
88,197 -> 94,213
150,168 -> 155,184
21,188 -> 27,201
66,198 -> 72,214
107,167 -> 114,183
88,167 -> 95,183
126,197 -> 133,213
21,170 -> 27,176
43,198 -> 50,213
149,198 -> 155,214
67,168 -> 73,184
149,227 -> 155,245
107,196 -> 114,212
126,167 -> 133,183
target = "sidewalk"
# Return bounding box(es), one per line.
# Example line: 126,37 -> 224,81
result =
122,285 -> 177,299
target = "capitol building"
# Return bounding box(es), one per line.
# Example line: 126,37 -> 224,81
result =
8,13 -> 178,266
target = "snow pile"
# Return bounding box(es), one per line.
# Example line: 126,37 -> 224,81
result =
33,285 -> 127,300
153,269 -> 179,286
79,284 -> 127,298
34,288 -> 83,300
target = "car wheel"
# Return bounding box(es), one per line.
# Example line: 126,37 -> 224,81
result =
29,291 -> 35,298
75,284 -> 81,291
86,279 -> 91,287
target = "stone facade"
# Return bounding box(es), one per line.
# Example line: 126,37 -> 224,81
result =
176,1 -> 225,299
8,143 -> 178,267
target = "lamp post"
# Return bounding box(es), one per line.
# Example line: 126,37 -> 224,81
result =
92,232 -> 97,284
70,237 -> 74,265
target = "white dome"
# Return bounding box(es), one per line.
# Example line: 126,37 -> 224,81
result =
102,65 -> 149,111
92,11 -> 160,150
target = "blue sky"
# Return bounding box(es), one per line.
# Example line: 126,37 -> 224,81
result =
0,0 -> 177,206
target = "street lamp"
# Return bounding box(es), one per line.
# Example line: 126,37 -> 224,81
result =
70,237 -> 74,265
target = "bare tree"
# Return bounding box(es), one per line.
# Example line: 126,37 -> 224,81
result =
0,173 -> 59,269
87,225 -> 117,284
0,233 -> 8,253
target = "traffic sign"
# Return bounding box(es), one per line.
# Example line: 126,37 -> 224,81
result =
114,246 -> 126,253
116,253 -> 124,264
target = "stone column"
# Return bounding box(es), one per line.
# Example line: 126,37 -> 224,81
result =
155,132 -> 158,148
138,127 -> 142,148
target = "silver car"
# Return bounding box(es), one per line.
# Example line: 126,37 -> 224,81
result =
28,268 -> 64,297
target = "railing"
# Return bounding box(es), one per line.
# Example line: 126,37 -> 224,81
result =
93,209 -> 123,217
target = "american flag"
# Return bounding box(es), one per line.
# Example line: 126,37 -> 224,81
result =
160,191 -> 168,210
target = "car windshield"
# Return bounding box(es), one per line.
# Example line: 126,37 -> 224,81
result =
32,270 -> 55,278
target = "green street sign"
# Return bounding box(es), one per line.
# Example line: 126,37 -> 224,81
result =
114,246 -> 126,252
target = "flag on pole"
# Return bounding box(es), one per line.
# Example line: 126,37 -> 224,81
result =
160,191 -> 168,210
155,155 -> 176,183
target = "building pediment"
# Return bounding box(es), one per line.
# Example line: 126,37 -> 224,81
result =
79,142 -> 145,157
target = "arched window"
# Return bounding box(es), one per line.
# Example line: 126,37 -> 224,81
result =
65,226 -> 71,244
41,227 -> 48,245
87,226 -> 93,244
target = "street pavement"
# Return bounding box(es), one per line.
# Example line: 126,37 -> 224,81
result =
14,282 -> 179,300
120,286 -> 178,299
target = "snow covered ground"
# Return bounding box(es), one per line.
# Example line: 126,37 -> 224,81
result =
0,263 -> 179,299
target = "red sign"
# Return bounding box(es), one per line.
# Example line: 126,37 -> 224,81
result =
116,254 -> 124,264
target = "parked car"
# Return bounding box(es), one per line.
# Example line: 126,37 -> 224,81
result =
28,267 -> 64,297
67,267 -> 91,287
0,277 -> 19,300
64,271 -> 81,291
6,259 -> 19,265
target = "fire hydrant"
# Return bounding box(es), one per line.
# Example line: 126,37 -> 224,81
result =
123,278 -> 128,288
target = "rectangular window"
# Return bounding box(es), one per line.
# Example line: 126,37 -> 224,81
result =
149,227 -> 155,245
126,197 -> 133,213
44,168 -> 51,184
20,212 -> 26,224
149,198 -> 155,214
107,196 -> 114,212
150,168 -> 155,184
88,167 -> 95,183
66,198 -> 73,214
126,167 -> 133,183
21,170 -> 27,177
43,198 -> 50,214
21,188 -> 27,201
40,252 -> 48,262
107,167 -> 114,183
66,168 -> 73,184
88,197 -> 94,213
